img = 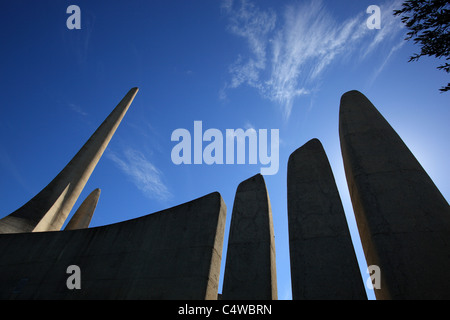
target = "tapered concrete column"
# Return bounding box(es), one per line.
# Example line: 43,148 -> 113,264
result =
64,189 -> 100,230
288,139 -> 367,300
0,88 -> 138,234
339,90 -> 450,299
222,174 -> 277,300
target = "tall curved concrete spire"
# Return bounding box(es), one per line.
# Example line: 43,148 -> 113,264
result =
339,90 -> 450,299
0,88 -> 139,234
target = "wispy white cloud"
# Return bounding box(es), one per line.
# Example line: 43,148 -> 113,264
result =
368,40 -> 406,87
222,0 -> 276,90
107,148 -> 172,201
222,0 -> 405,119
69,103 -> 88,116
267,0 -> 362,118
62,10 -> 95,65
362,0 -> 405,58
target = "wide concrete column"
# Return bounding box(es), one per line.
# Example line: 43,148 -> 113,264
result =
339,90 -> 450,299
64,188 -> 100,230
0,88 -> 138,234
288,139 -> 366,300
222,174 -> 277,300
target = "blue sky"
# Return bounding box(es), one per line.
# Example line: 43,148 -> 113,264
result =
0,0 -> 448,300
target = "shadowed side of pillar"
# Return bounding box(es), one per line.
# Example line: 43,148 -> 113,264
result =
64,189 -> 101,230
287,138 -> 367,300
0,88 -> 138,234
339,90 -> 450,299
222,174 -> 277,300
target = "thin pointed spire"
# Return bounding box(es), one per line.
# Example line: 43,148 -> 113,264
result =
0,88 -> 138,234
64,188 -> 101,230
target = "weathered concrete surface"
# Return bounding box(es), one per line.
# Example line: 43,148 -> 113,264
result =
288,139 -> 366,300
0,192 -> 226,300
0,88 -> 138,234
222,174 -> 277,300
339,90 -> 450,299
64,189 -> 100,230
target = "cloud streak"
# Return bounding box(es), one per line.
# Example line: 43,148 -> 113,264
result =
69,103 -> 88,116
222,0 -> 276,90
107,148 -> 172,201
222,0 -> 405,119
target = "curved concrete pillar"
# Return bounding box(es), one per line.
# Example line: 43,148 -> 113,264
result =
339,90 -> 450,299
288,138 -> 367,300
222,174 -> 277,300
64,189 -> 101,230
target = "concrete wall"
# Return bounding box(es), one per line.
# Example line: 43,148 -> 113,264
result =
0,192 -> 226,300
288,139 -> 367,300
222,174 -> 277,300
339,90 -> 450,299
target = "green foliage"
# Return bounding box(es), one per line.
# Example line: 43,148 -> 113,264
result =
394,0 -> 450,92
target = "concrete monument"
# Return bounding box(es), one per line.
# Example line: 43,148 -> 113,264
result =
0,88 -> 226,299
0,88 -> 139,234
64,189 -> 100,230
288,138 -> 367,299
222,174 -> 277,300
339,90 -> 450,299
3,85 -> 448,300
0,192 -> 226,299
